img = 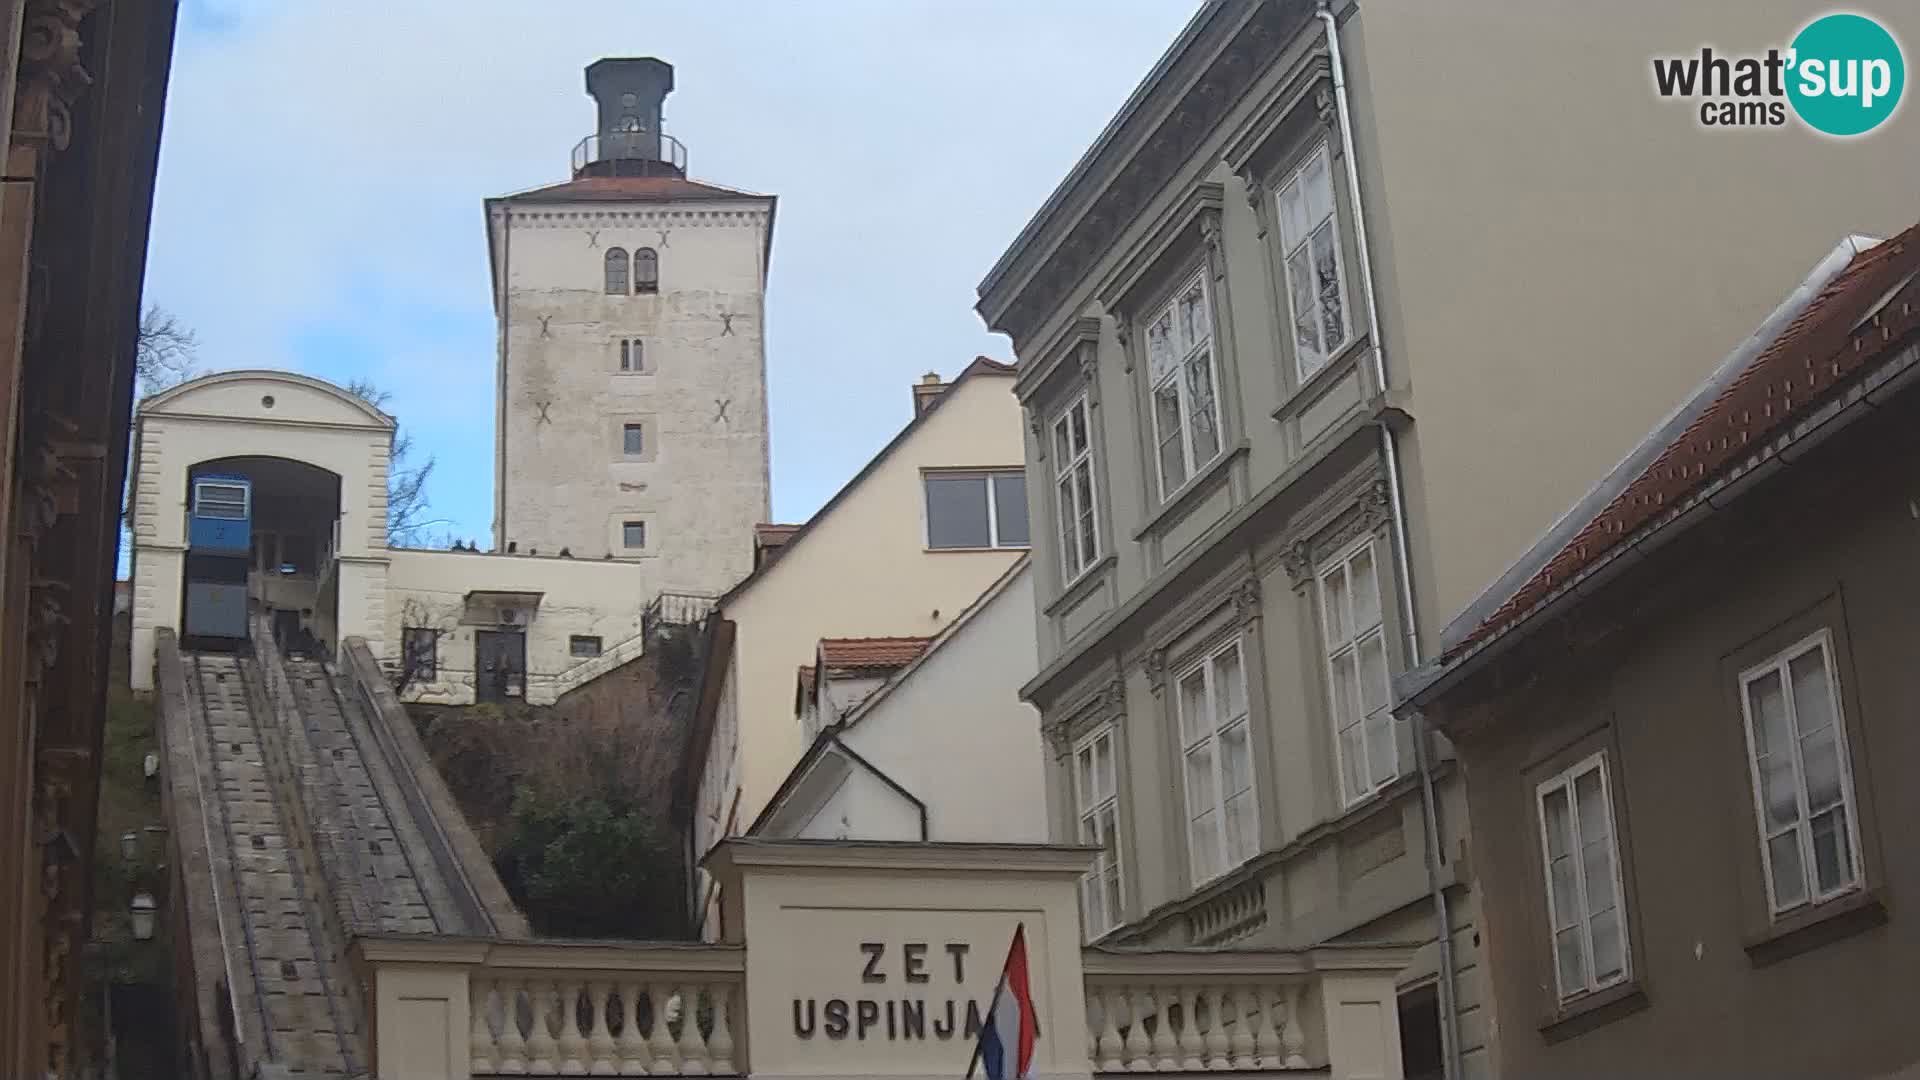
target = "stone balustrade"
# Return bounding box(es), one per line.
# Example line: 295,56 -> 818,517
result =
1081,945 -> 1416,1075
355,937 -> 747,1078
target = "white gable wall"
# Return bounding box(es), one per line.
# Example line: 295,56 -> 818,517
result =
834,562 -> 1046,843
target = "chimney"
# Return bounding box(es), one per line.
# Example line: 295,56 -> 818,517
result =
578,58 -> 682,178
912,372 -> 946,416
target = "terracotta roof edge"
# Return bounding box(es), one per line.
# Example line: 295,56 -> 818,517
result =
1431,232 -> 1881,658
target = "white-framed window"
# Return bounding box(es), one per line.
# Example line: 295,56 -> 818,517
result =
1276,143 -> 1351,381
193,480 -> 249,520
924,470 -> 1029,550
1738,630 -> 1863,916
1051,394 -> 1100,583
1320,537 -> 1395,805
1536,752 -> 1630,1002
1145,270 -> 1224,499
1073,725 -> 1124,939
1176,639 -> 1257,885
618,338 -> 645,372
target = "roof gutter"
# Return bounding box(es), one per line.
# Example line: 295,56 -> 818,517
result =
1315,8 -> 1459,1079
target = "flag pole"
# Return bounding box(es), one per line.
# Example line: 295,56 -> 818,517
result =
964,922 -> 1027,1079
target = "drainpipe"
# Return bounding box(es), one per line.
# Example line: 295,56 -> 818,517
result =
1315,5 -> 1462,1079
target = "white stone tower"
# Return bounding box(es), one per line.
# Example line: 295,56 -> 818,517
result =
485,57 -> 773,595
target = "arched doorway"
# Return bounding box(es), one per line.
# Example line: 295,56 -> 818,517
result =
182,455 -> 343,657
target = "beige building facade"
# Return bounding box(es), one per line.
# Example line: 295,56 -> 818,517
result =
977,3 -> 1917,1078
688,361 -> 1030,937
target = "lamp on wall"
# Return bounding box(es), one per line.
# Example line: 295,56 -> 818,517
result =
119,830 -> 138,862
129,893 -> 156,941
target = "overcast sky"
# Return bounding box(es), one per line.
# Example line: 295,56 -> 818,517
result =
145,0 -> 1201,543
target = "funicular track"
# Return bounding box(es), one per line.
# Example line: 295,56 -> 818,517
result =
185,650 -> 360,1077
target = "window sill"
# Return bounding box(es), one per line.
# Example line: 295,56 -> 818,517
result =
1044,554 -> 1117,617
1538,980 -> 1648,1044
1131,442 -> 1249,542
1271,334 -> 1371,424
924,545 -> 1030,555
1743,886 -> 1886,968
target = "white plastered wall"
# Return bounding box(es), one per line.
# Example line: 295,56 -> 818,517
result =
129,370 -> 395,690
382,547 -> 649,706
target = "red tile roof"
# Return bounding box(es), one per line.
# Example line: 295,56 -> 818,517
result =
818,636 -> 934,671
1449,224 -> 1920,660
501,175 -> 767,204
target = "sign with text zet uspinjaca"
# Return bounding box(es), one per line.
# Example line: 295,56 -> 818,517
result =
783,916 -> 1045,1076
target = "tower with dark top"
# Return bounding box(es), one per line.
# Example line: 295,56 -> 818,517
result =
576,57 -> 685,179
486,59 -> 775,599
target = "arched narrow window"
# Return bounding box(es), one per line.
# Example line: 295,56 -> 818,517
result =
604,247 -> 629,295
634,247 -> 659,294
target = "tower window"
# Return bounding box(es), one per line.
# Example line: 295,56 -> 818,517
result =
622,521 -> 647,549
604,247 -> 629,295
618,338 -> 645,372
634,247 -> 659,294
623,423 -> 644,456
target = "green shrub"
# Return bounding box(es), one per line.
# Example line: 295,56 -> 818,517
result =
496,787 -> 686,940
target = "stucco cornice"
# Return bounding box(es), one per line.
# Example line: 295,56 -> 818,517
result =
704,838 -> 1098,879
139,369 -> 395,429
976,0 -> 1306,348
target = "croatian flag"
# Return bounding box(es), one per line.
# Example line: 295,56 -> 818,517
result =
973,923 -> 1039,1079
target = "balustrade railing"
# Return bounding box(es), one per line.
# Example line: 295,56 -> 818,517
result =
1082,953 -> 1318,1073
466,944 -> 744,1076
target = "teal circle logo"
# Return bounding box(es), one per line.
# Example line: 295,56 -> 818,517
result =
1787,13 -> 1905,136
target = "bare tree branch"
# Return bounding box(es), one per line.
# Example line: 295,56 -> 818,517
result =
340,377 -> 448,547
135,305 -> 199,396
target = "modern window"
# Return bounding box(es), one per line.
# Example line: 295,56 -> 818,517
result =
1073,725 -> 1124,939
1320,537 -> 1395,805
401,627 -> 438,681
634,247 -> 659,294
622,423 -> 645,456
618,338 -> 645,372
193,480 -> 248,520
1276,143 -> 1351,381
569,635 -> 604,658
1176,639 -> 1256,885
924,470 -> 1029,550
1738,630 -> 1862,916
622,520 -> 647,550
1145,271 -> 1223,499
604,247 -> 629,295
1051,394 -> 1100,583
1536,753 -> 1629,1002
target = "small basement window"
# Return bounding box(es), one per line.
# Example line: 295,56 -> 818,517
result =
622,521 -> 646,550
570,635 -> 603,658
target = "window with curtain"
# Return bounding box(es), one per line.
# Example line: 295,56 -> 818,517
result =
1177,640 -> 1256,884
1738,630 -> 1862,916
1536,753 -> 1630,1002
1320,537 -> 1395,805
